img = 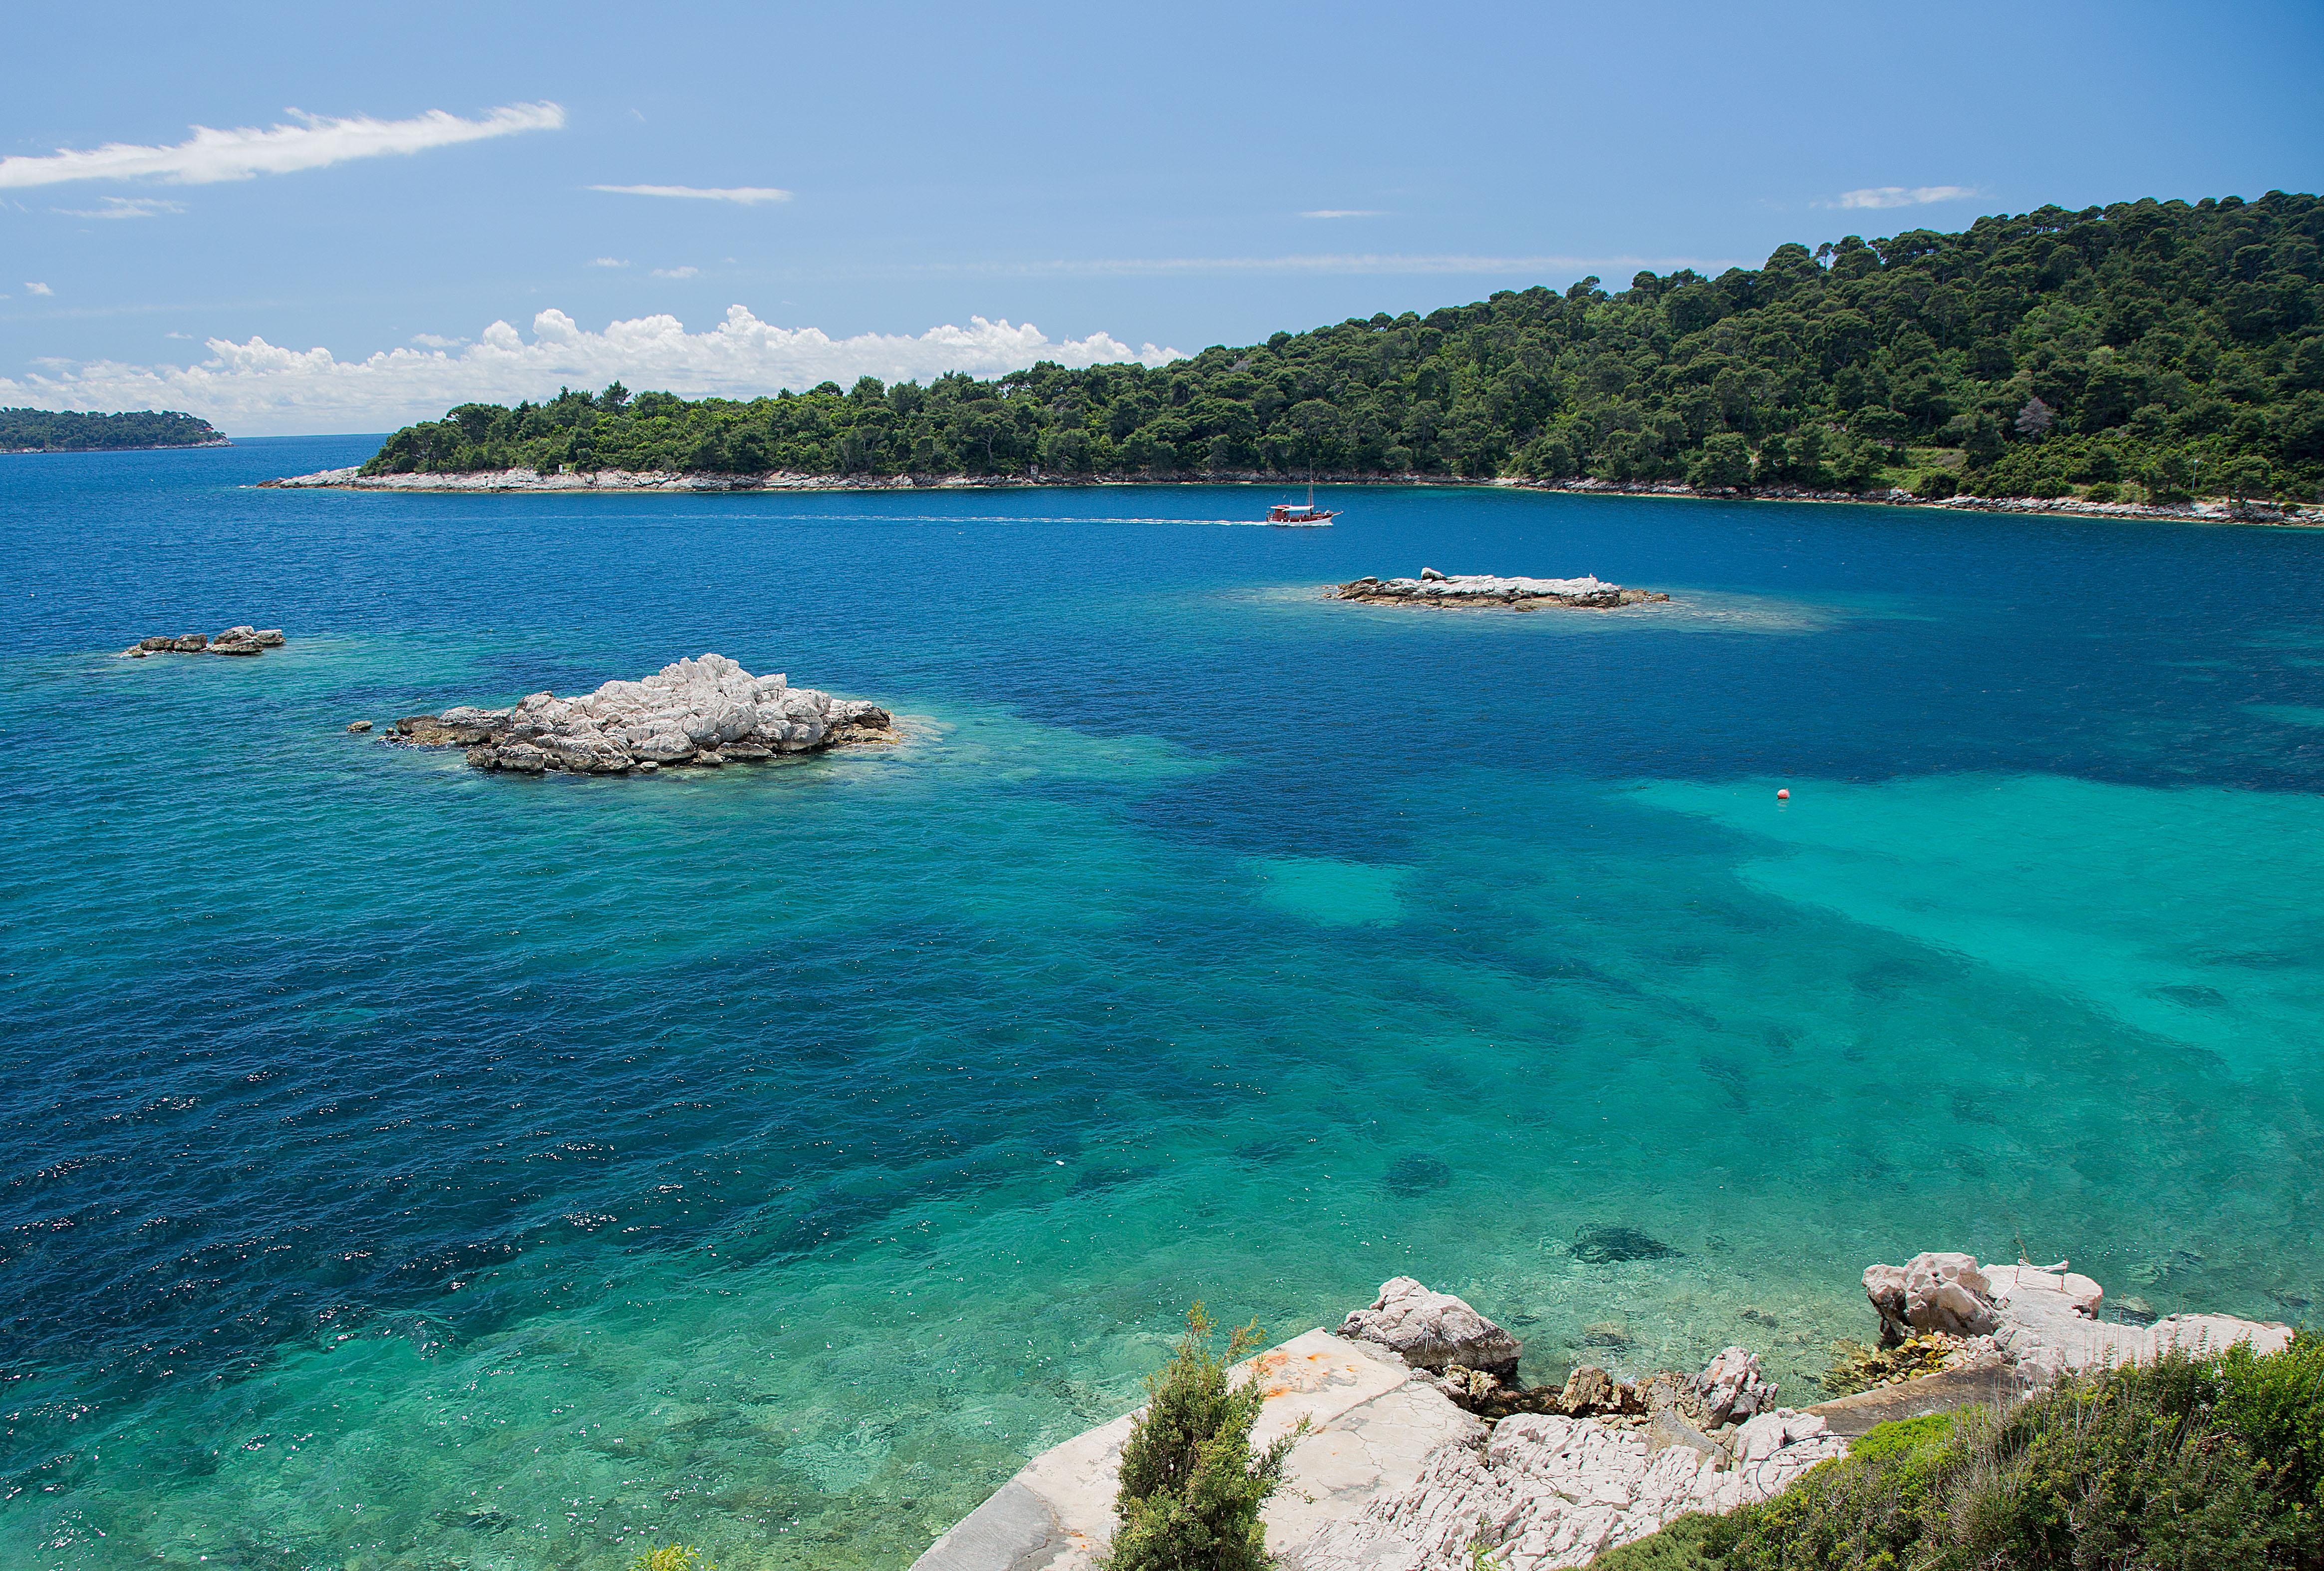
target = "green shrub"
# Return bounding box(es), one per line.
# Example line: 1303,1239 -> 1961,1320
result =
1706,1412 -> 1958,1571
1588,1511 -> 1721,1568
1912,470 -> 1960,499
1104,1305 -> 1300,1571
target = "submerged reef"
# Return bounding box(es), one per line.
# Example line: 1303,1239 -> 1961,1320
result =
392,652 -> 898,775
1331,569 -> 1669,609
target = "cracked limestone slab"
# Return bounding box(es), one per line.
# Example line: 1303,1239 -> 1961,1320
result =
910,1330 -> 1479,1571
1982,1262 -> 2292,1381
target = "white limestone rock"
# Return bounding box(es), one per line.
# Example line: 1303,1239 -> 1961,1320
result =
1980,1260 -> 2291,1382
1339,1277 -> 1521,1379
1859,1254 -> 2292,1386
911,1330 -> 1475,1571
1294,1408 -> 1845,1571
394,652 -> 896,776
125,626 -> 286,656
1333,573 -> 1670,610
1863,1251 -> 2002,1340
1693,1346 -> 1776,1427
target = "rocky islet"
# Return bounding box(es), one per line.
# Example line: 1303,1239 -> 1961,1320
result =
121,625 -> 285,656
1332,568 -> 1671,610
390,652 -> 898,776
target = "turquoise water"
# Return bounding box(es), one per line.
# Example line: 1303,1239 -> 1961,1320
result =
3,440 -> 2322,1570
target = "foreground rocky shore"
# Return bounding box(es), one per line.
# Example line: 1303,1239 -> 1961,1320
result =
258,464 -> 2314,526
912,1251 -> 2289,1571
391,653 -> 898,775
1333,570 -> 1670,610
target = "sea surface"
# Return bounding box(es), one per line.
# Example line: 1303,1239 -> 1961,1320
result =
3,439 -> 2322,1571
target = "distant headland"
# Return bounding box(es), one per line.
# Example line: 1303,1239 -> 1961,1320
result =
270,194 -> 2317,518
1,408 -> 227,454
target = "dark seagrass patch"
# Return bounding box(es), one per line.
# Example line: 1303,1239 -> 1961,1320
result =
1572,1223 -> 1681,1263
1382,1154 -> 1452,1197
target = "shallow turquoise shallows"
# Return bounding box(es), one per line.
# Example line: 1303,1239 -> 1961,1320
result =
4,439 -> 2323,1571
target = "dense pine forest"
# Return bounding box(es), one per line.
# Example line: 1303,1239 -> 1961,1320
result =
363,193 -> 2324,506
0,408 -> 225,452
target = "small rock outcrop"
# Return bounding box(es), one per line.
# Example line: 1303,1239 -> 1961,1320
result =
390,653 -> 898,776
1692,1346 -> 1776,1427
1862,1252 -> 2004,1342
1332,573 -> 1669,610
1859,1252 -> 2291,1386
1341,1277 -> 1521,1379
122,625 -> 285,657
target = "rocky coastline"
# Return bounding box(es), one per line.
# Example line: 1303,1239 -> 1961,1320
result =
1332,570 -> 1669,610
120,625 -> 285,657
911,1251 -> 2290,1571
257,464 -> 2315,527
389,653 -> 899,776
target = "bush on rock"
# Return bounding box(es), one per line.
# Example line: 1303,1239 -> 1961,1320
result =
1105,1305 -> 1300,1571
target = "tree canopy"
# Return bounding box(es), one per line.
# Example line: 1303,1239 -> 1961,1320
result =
362,192 -> 2324,506
1,408 -> 225,453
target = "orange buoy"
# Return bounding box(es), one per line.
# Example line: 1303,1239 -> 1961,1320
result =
1776,788 -> 1790,800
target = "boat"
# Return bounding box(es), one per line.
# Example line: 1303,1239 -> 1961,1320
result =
1265,474 -> 1338,526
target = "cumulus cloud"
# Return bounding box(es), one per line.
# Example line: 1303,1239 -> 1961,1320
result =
652,266 -> 700,279
1300,209 -> 1385,219
0,103 -> 564,189
25,282 -> 54,296
589,257 -> 630,268
589,184 -> 790,205
0,306 -> 1183,434
53,196 -> 186,219
1825,185 -> 1977,210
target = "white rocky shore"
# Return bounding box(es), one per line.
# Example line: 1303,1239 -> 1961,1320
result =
1333,569 -> 1670,610
910,1254 -> 2290,1571
391,653 -> 897,775
254,466 -> 2315,529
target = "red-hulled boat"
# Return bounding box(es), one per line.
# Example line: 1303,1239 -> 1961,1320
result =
1265,478 -> 1337,526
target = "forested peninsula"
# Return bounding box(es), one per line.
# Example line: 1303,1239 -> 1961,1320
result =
351,193 -> 2324,508
1,408 -> 226,453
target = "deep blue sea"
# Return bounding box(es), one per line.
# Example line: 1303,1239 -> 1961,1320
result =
3,437 -> 2322,1570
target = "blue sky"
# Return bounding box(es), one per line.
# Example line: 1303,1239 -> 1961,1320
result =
3,0 -> 2319,434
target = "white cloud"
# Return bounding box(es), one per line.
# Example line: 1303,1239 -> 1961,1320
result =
410,332 -> 467,348
53,196 -> 186,219
1825,185 -> 1978,211
1300,209 -> 1385,219
0,103 -> 564,189
652,266 -> 700,279
0,306 -> 1184,434
589,257 -> 630,268
589,184 -> 790,205
25,282 -> 53,296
